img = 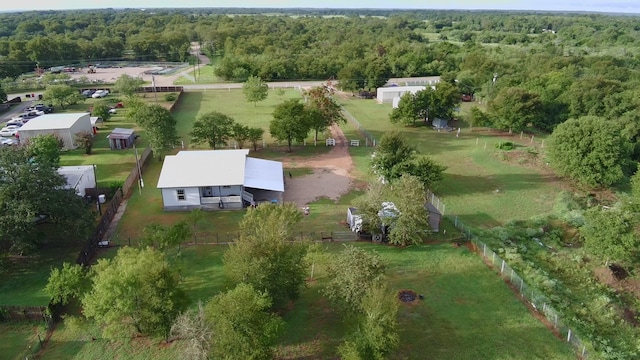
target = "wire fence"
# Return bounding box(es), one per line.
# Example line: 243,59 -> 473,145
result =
426,188 -> 589,358
341,106 -> 377,147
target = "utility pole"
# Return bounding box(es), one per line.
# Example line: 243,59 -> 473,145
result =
152,75 -> 157,103
134,144 -> 144,195
92,164 -> 102,215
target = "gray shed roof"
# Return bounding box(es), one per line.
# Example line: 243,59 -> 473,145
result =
107,128 -> 135,140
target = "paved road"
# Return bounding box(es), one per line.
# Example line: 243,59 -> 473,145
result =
0,96 -> 44,122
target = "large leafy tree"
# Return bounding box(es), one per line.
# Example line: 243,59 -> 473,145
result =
430,81 -> 461,121
224,203 -> 308,310
113,74 -> 144,98
580,206 -> 640,266
231,123 -> 250,149
357,175 -> 431,246
0,83 -> 6,103
371,131 -> 445,189
488,87 -> 544,132
338,284 -> 399,360
384,175 -> 431,246
82,247 -> 189,340
205,284 -> 285,360
190,111 -> 235,150
247,127 -> 265,152
91,101 -> 112,122
270,99 -> 310,152
548,116 -> 632,188
43,84 -> 82,109
26,134 -> 62,167
304,86 -> 345,143
323,245 -> 386,312
389,92 -> 418,126
135,104 -> 179,159
242,75 -> 269,107
0,146 -> 93,253
44,262 -> 88,306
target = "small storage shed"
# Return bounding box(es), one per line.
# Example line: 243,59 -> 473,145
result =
57,165 -> 96,197
432,118 -> 448,130
17,113 -> 92,150
107,128 -> 135,150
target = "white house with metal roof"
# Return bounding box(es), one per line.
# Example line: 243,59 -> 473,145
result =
156,149 -> 284,211
17,113 -> 93,150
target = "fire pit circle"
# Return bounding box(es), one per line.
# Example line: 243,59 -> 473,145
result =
398,289 -> 419,304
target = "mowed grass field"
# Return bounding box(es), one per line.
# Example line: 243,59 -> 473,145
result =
340,97 -> 560,228
39,242 -> 574,359
1,322 -> 47,360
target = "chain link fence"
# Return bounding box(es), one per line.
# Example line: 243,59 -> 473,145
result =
426,191 -> 589,358
341,107 -> 377,147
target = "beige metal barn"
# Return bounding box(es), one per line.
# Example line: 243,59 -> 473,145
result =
17,113 -> 93,150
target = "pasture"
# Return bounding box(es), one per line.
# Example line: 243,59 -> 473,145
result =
339,97 -> 560,228
38,242 -> 574,359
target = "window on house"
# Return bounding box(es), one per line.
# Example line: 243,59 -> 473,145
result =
177,189 -> 186,201
223,186 -> 231,188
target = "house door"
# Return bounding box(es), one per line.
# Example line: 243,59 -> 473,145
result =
202,187 -> 214,197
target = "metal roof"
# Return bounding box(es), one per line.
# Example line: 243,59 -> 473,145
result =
19,113 -> 89,131
157,150 -> 250,188
107,128 -> 135,139
244,157 -> 284,192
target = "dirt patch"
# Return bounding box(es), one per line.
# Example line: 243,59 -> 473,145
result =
283,124 -> 355,206
398,289 -> 420,305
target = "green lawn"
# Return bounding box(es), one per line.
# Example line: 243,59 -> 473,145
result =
340,97 -> 560,229
0,246 -> 78,306
55,94 -> 176,186
174,64 -> 224,85
0,322 -> 47,360
175,89 -> 331,149
39,242 -> 574,359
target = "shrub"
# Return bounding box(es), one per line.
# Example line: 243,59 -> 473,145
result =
495,141 -> 514,150
164,93 -> 177,102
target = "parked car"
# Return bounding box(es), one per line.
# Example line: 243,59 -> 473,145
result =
0,138 -> 17,146
6,121 -> 23,127
4,125 -> 20,131
0,127 -> 18,137
108,108 -> 117,114
33,104 -> 53,113
82,89 -> 96,97
91,90 -> 108,98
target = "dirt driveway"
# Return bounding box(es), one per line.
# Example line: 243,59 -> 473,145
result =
283,124 -> 357,206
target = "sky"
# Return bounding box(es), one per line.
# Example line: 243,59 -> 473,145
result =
0,0 -> 639,14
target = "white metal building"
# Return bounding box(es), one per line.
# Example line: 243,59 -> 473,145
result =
57,165 -> 96,197
17,113 -> 93,150
156,150 -> 284,211
377,86 -> 427,103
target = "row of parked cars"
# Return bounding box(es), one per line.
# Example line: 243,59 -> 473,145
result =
1,103 -> 55,142
81,89 -> 110,98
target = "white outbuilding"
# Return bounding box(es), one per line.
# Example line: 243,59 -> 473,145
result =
17,113 -> 93,150
377,86 -> 427,103
57,165 -> 96,197
156,149 -> 285,211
